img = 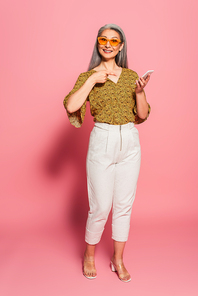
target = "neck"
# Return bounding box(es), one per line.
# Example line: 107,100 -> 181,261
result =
100,59 -> 119,71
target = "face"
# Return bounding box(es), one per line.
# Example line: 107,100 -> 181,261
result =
97,29 -> 124,60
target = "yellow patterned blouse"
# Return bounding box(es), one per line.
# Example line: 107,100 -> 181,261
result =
63,68 -> 151,128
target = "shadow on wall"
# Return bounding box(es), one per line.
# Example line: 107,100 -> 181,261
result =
42,115 -> 113,258
42,117 -> 91,255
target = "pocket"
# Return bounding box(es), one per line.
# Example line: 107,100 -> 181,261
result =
87,126 -> 109,159
129,127 -> 141,150
88,128 -> 96,151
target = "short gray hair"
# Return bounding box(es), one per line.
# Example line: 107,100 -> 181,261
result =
88,24 -> 128,71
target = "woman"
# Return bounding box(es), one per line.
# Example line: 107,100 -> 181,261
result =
63,23 -> 151,282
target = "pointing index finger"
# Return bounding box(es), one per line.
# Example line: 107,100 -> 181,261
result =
106,71 -> 117,76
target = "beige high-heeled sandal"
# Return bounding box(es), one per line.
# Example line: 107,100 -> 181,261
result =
83,259 -> 97,280
110,261 -> 131,283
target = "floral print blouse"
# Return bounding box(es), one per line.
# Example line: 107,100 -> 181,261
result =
63,68 -> 151,128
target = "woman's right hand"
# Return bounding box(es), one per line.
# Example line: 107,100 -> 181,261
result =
89,70 -> 117,84
66,70 -> 116,113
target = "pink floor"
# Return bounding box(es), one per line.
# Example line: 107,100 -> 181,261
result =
0,218 -> 197,296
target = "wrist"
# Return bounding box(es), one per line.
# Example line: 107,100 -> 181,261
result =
135,89 -> 144,95
87,75 -> 96,87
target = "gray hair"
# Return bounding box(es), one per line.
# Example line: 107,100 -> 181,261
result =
88,24 -> 128,71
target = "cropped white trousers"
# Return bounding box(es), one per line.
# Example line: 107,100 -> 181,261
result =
85,121 -> 141,245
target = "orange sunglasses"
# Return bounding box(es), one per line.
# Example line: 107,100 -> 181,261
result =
97,37 -> 121,47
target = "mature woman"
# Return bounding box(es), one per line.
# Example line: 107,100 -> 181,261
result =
63,23 -> 151,282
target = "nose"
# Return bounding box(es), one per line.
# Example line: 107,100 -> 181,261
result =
105,40 -> 111,47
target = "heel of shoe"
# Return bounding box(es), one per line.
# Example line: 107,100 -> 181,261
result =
110,261 -> 116,272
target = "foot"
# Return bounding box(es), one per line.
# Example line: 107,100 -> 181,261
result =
111,257 -> 131,282
83,255 -> 97,279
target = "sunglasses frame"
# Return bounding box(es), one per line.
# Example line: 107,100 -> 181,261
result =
97,37 -> 122,47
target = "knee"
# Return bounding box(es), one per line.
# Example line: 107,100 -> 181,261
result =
113,202 -> 133,218
94,202 -> 111,220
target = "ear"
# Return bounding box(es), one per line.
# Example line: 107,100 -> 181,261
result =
119,42 -> 124,52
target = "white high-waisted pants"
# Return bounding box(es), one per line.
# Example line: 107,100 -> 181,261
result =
85,121 -> 141,245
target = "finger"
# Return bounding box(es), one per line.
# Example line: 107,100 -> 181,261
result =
139,77 -> 146,84
138,79 -> 144,87
140,77 -> 147,88
145,74 -> 150,82
135,79 -> 141,86
106,71 -> 117,76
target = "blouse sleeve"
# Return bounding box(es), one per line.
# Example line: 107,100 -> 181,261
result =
132,73 -> 151,125
63,73 -> 89,128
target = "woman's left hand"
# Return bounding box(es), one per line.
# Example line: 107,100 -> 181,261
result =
135,75 -> 150,94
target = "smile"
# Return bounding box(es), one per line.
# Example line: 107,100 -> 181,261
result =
103,49 -> 113,53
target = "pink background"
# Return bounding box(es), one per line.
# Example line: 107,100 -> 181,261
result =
0,0 -> 198,295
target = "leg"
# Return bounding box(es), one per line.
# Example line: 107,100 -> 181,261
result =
111,126 -> 141,282
85,159 -> 115,244
83,243 -> 97,279
85,126 -> 115,245
111,240 -> 131,282
84,160 -> 114,279
112,126 -> 141,241
83,124 -> 115,278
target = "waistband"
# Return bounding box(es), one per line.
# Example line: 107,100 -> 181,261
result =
94,121 -> 134,131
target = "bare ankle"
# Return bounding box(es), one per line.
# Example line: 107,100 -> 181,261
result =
112,254 -> 123,263
84,244 -> 96,259
84,254 -> 95,261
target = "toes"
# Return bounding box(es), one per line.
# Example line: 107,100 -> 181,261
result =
84,270 -> 88,277
83,265 -> 97,279
121,274 -> 131,282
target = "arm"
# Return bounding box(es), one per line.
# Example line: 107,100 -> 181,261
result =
67,77 -> 95,113
135,75 -> 150,119
67,70 -> 116,113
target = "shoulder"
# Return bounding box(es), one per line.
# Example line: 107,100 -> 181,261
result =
122,68 -> 139,79
73,70 -> 95,86
78,69 -> 95,79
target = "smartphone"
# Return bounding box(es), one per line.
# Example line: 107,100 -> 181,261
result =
135,70 -> 154,84
142,70 -> 154,80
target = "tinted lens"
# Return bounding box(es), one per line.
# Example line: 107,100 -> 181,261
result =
109,39 -> 120,46
98,37 -> 107,45
98,37 -> 121,47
